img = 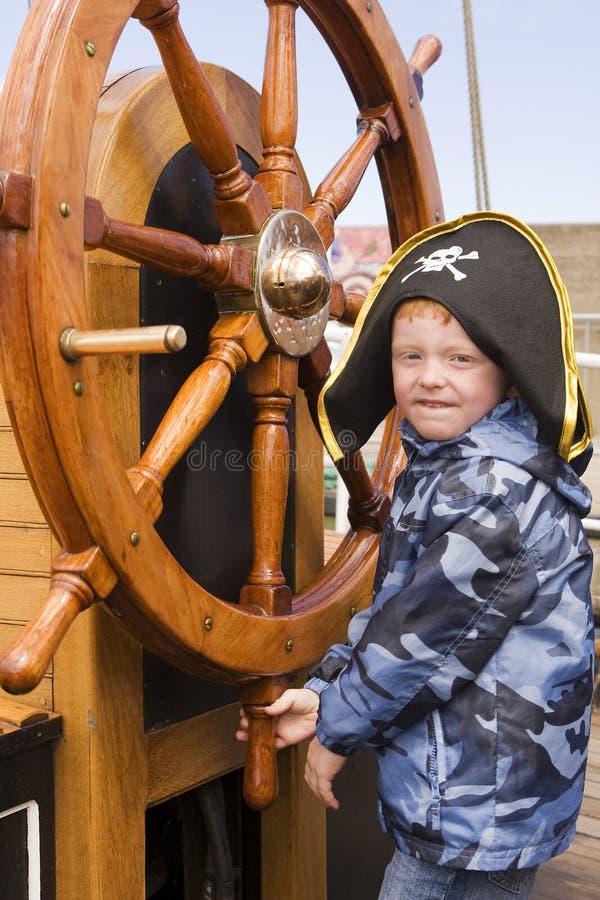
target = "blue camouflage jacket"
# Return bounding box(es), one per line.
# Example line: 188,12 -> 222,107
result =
306,399 -> 594,871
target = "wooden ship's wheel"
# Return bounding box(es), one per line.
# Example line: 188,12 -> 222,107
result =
0,0 -> 442,810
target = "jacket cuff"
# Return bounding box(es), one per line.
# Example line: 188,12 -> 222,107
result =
303,675 -> 330,695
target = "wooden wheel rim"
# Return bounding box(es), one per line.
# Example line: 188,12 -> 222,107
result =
0,0 -> 442,681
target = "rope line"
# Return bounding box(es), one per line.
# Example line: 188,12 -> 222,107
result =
463,0 -> 491,209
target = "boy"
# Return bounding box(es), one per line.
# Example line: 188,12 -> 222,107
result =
238,213 -> 595,898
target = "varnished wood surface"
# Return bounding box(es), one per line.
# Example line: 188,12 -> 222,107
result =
0,0 -> 436,692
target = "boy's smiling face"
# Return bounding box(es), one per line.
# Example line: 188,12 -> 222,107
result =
391,302 -> 513,441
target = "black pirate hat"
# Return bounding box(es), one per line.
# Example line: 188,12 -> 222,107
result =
318,212 -> 592,465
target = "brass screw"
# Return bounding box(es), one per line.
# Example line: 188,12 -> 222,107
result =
60,202 -> 70,217
85,41 -> 96,57
285,640 -> 294,652
409,97 -> 415,108
73,380 -> 84,395
366,2 -> 373,10
435,210 -> 441,221
130,531 -> 140,546
350,607 -> 357,618
204,617 -> 213,631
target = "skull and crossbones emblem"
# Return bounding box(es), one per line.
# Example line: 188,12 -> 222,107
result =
401,246 -> 479,283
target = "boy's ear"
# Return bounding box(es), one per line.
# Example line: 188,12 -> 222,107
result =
506,385 -> 519,398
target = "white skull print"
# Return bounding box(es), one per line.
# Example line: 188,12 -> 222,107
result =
401,245 -> 479,283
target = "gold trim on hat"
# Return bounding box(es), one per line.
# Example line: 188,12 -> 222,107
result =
499,213 -> 593,460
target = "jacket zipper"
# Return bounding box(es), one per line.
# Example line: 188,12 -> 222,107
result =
429,710 -> 446,831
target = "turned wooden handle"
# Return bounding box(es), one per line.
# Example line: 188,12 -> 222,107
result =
242,705 -> 279,810
0,573 -> 94,694
409,34 -> 443,76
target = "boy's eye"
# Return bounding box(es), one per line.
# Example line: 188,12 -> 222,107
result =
453,354 -> 472,363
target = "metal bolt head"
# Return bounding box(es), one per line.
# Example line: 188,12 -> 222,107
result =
85,41 -> 96,57
350,607 -> 357,618
60,202 -> 70,217
204,617 -> 213,631
285,640 -> 294,652
409,96 -> 415,108
73,380 -> 84,395
130,531 -> 140,546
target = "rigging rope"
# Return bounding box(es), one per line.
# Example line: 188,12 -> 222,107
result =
463,0 -> 491,209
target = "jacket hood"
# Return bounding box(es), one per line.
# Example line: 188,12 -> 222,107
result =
401,398 -> 592,518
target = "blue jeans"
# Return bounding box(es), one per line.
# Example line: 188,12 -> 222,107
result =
378,850 -> 538,899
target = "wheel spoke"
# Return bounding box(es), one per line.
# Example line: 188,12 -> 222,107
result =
304,103 -> 400,248
84,196 -> 254,292
240,353 -> 297,615
128,313 -> 269,521
327,280 -> 366,326
132,0 -> 271,234
256,0 -> 304,210
238,351 -> 297,810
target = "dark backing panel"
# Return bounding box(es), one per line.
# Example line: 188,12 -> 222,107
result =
326,750 -> 394,899
140,144 -> 295,730
0,718 -> 62,900
0,809 -> 28,899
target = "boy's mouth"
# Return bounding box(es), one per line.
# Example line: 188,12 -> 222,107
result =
416,400 -> 453,409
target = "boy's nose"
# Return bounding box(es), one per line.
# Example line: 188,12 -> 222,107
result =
418,360 -> 447,387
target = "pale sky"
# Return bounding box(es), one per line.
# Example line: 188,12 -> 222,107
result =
2,1 -> 599,227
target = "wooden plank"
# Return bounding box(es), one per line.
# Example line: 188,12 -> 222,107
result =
576,814 -> 600,839
0,673 -> 52,711
0,477 -> 47,525
0,573 -> 51,622
580,795 -> 600,819
585,763 -> 600,783
0,391 -> 10,427
146,703 -> 246,806
584,778 -> 600,800
262,740 -> 327,900
538,849 -> 599,884
0,697 -> 51,726
324,530 -> 345,564
0,429 -> 26,475
53,604 -> 146,899
586,766 -> 600,785
0,524 -> 52,573
563,834 -> 600,859
533,866 -> 597,900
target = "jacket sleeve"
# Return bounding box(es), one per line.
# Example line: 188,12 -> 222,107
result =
311,489 -> 540,755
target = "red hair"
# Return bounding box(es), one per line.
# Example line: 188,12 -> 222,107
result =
394,298 -> 452,325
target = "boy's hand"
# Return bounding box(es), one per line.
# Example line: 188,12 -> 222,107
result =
304,737 -> 347,810
236,687 -> 319,749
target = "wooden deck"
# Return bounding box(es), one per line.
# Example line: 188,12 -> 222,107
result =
324,531 -> 600,898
